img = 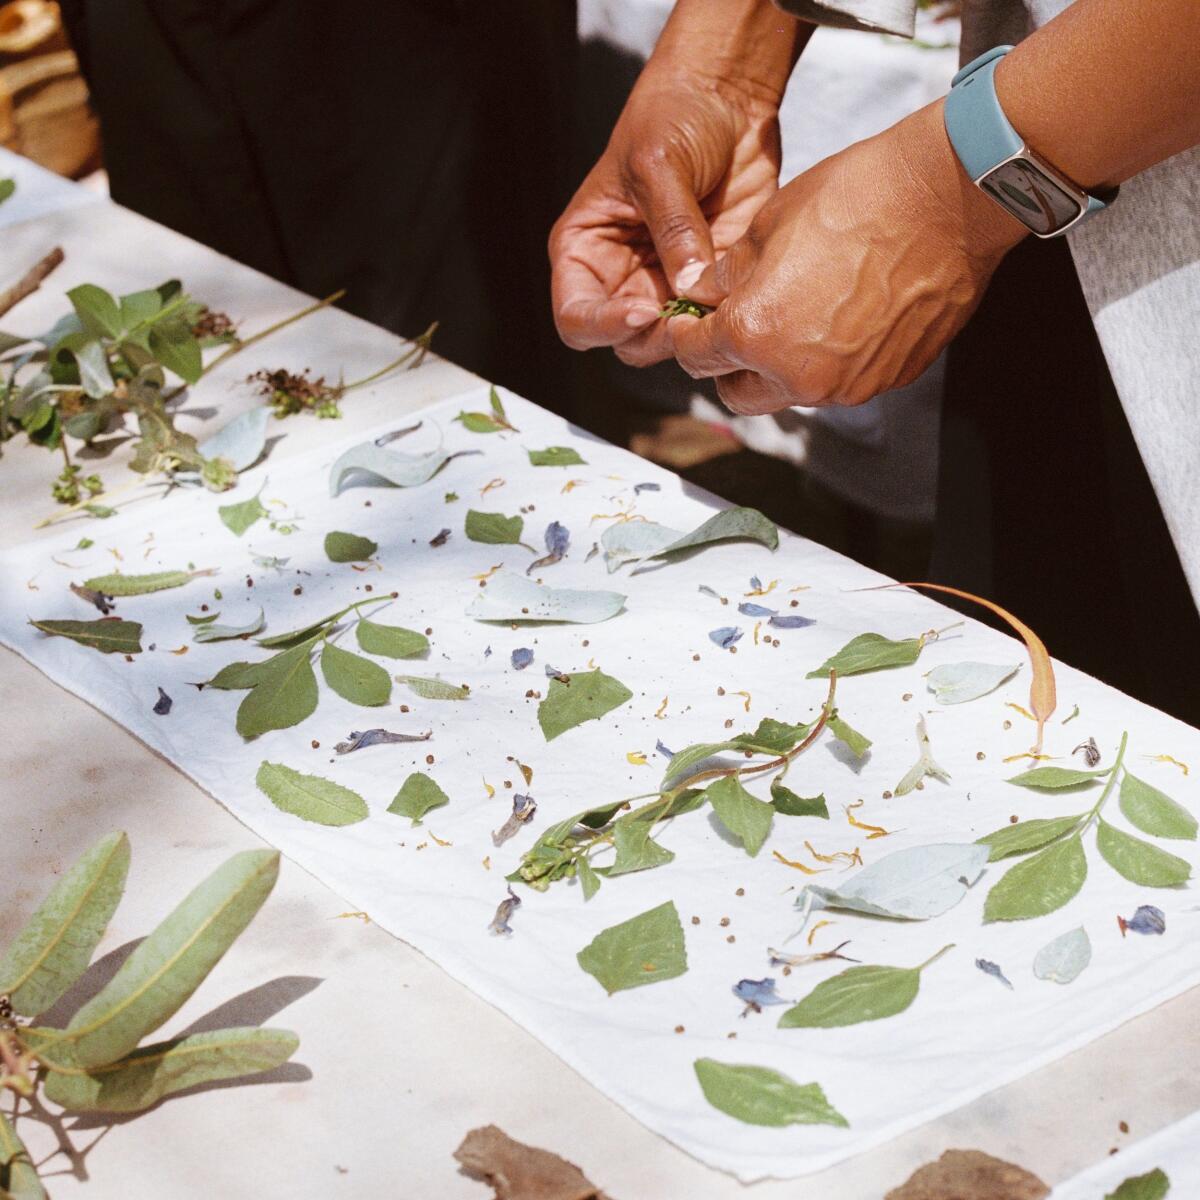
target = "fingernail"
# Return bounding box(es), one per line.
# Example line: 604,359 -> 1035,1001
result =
674,261 -> 704,292
625,304 -> 659,329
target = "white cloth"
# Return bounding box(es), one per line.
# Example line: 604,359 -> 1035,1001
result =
0,146 -> 100,230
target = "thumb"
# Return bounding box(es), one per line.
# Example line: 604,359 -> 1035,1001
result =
630,159 -> 716,296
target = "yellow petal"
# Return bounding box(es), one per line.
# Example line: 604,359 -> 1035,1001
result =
626,751 -> 649,766
772,850 -> 828,875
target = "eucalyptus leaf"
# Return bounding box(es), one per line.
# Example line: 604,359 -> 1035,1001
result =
527,446 -> 586,467
394,674 -> 470,701
1007,764 -> 1109,790
705,775 -> 773,856
693,1059 -> 847,1129
324,531 -> 377,563
983,834 -> 1087,922
197,405 -> 271,472
806,632 -> 922,679
1119,772 -> 1197,840
607,819 -> 675,876
29,618 -> 142,655
0,1111 -> 44,1200
356,617 -> 428,659
770,780 -> 828,819
328,438 -> 450,495
320,642 -> 391,706
387,772 -> 450,825
1033,926 -> 1092,984
576,900 -> 686,994
467,573 -> 625,625
600,521 -> 682,572
1105,1168 -> 1171,1200
977,814 -> 1083,861
235,641 -> 319,737
41,1027 -> 298,1113
192,608 -> 265,643
927,661 -> 1019,704
0,832 -> 129,1017
218,493 -> 267,537
82,570 -> 199,596
465,510 -> 525,545
256,762 -> 367,826
1096,820 -> 1191,886
826,713 -> 872,758
538,669 -> 632,740
648,506 -> 778,560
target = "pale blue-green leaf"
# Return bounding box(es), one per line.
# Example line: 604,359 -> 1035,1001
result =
927,661 -> 1020,704
73,337 -> 115,399
192,607 -> 264,642
329,438 -> 449,496
1032,926 -> 1091,984
467,573 -> 625,624
599,520 -> 682,572
0,1110 -> 45,1200
649,507 -> 778,560
197,406 -> 271,472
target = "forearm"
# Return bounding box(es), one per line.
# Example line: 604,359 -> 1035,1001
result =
996,0 -> 1200,192
652,0 -> 811,104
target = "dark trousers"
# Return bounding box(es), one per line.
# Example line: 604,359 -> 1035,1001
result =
935,236 -> 1200,728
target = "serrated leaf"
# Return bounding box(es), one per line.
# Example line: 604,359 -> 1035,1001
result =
778,964 -> 921,1029
387,772 -> 449,825
806,632 -> 922,679
1033,926 -> 1091,984
693,1059 -> 847,1129
1119,772 -> 1197,840
705,775 -> 773,856
527,446 -> 586,467
33,850 -> 279,1070
355,617 -> 428,659
770,780 -> 828,819
328,438 -> 451,496
41,1026 -> 298,1113
0,833 -> 129,1017
826,712 -> 872,757
926,661 -> 1019,704
1007,765 -> 1109,790
320,642 -> 391,706
218,493 -> 267,537
1096,820 -> 1191,886
576,900 -> 686,994
465,510 -> 524,545
192,608 -> 265,643
576,856 -> 601,901
236,642 -> 319,737
1105,1168 -> 1170,1200
537,669 -> 632,740
649,506 -> 778,560
607,820 -> 674,876
256,761 -> 367,826
977,814 -> 1083,861
394,674 -> 470,700
0,1110 -> 45,1200
82,570 -> 197,596
467,573 -> 625,624
324,531 -> 377,562
983,834 -> 1087,922
30,618 -> 143,655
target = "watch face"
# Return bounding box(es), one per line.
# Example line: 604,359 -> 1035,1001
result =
980,159 -> 1083,235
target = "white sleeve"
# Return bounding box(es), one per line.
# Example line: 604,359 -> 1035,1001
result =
772,0 -> 917,37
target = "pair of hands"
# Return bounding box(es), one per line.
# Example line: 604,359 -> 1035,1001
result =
550,44 -> 1027,414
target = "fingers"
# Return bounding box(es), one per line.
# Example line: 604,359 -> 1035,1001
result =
668,304 -> 741,379
551,256 -> 660,351
715,369 -> 797,415
627,154 -> 716,296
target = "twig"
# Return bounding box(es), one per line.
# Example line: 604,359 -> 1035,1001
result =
0,247 -> 64,320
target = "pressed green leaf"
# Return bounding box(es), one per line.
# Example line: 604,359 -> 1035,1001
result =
218,494 -> 267,537
82,570 -> 197,596
983,834 -> 1087,922
68,283 -> 123,339
770,780 -> 828,819
527,446 -> 586,467
148,322 -> 203,384
650,506 -> 778,559
394,674 -> 470,701
660,741 -> 739,787
0,1110 -> 45,1200
607,819 -> 674,876
257,612 -> 344,649
0,833 -> 129,1018
1096,820 -> 1191,886
705,775 -> 773,856
387,772 -> 449,825
29,618 -> 142,655
806,632 -> 922,679
454,411 -> 505,433
576,900 -> 686,994
977,814 -> 1083,861
826,712 -> 872,757
1007,765 -> 1109,790
118,287 -> 163,329
732,717 -> 809,755
187,612 -> 220,626
35,850 -> 279,1070
1105,1168 -> 1170,1200
256,762 -> 367,827
465,509 -> 525,545
41,1026 -> 299,1113
1119,772 -> 1197,840
324,531 -> 378,563
576,856 -> 601,901
204,659 -> 271,690
236,642 -> 319,737
355,617 -> 428,659
191,608 -> 265,643
537,668 -> 632,741
778,964 -> 921,1028
320,642 -> 391,706
693,1059 -> 847,1129
0,177 -> 15,205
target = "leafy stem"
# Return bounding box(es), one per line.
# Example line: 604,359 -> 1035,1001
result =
340,321 -> 439,392
1078,730 -> 1129,836
915,943 -> 955,972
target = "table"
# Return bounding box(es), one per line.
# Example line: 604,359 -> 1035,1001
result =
2,157 -> 1198,1199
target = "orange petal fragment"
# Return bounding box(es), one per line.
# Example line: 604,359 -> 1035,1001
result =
732,690 -> 751,713
772,850 -> 829,875
654,696 -> 669,719
1146,754 -> 1190,776
845,799 -> 891,839
806,919 -> 835,946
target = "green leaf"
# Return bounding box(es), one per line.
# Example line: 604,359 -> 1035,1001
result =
537,668 -> 632,741
320,642 -> 391,706
983,834 -> 1087,922
1007,765 -> 1109,790
977,814 -> 1084,861
1105,1168 -> 1170,1200
236,642 -> 319,737
661,740 -> 739,787
218,494 -> 268,537
203,659 -> 263,689
118,287 -> 164,329
355,618 -> 428,659
806,632 -> 922,679
0,1110 -> 45,1200
1096,820 -> 1191,886
394,674 -> 470,701
148,322 -> 203,384
779,964 -> 921,1028
35,850 -> 279,1070
650,506 -> 778,559
387,772 -> 449,825
41,1026 -> 298,1114
576,856 -> 601,900
191,608 -> 265,643
770,780 -> 828,819
0,177 -> 14,205
68,284 -> 123,339
732,717 -> 809,755
826,712 -> 872,757
576,900 -> 686,994
527,446 -> 586,467
324,531 -> 378,562
82,570 -> 197,596
465,509 -> 524,545
256,762 -> 368,826
257,611 -> 345,648
29,618 -> 142,654
705,775 -> 773,856
0,833 -> 129,1018
456,410 -> 503,433
1119,772 -> 1197,840
489,386 -> 508,420
607,819 -> 675,876
693,1059 -> 848,1129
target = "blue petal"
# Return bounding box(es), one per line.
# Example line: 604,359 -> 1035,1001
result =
732,977 -> 786,1006
1121,904 -> 1166,936
633,482 -> 661,494
708,626 -> 743,649
545,520 -> 570,555
769,614 -> 816,629
655,740 -> 675,758
511,647 -> 534,670
749,576 -> 762,590
737,602 -> 776,618
975,958 -> 1014,989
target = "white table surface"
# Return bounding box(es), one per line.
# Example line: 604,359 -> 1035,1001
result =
2,158 -> 1198,1199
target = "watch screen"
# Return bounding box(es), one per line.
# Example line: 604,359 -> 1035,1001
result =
980,160 -> 1082,235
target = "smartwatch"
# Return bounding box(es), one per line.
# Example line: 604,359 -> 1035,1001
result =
943,45 -> 1117,238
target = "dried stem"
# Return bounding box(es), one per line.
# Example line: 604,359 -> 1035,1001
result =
0,247 -> 64,320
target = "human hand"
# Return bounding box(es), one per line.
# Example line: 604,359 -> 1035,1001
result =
549,3 -> 802,367
668,99 -> 1029,413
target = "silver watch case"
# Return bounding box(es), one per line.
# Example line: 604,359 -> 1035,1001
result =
973,144 -> 1092,238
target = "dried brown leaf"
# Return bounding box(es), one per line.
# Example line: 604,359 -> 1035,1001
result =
885,1149 -> 1049,1200
453,1125 -> 612,1200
